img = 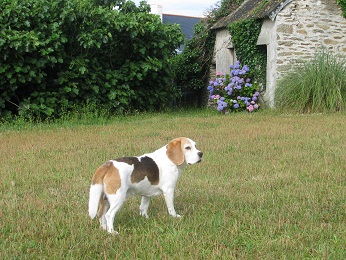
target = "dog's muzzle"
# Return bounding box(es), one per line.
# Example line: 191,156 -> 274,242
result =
187,152 -> 203,165
197,151 -> 203,163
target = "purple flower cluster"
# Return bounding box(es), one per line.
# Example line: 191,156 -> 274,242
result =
217,97 -> 227,111
207,75 -> 227,99
208,61 -> 260,113
230,61 -> 250,76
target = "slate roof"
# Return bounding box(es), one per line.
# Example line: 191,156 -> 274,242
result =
162,14 -> 202,52
212,0 -> 293,29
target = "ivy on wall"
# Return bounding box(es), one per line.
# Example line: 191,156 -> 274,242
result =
228,19 -> 267,89
336,0 -> 346,18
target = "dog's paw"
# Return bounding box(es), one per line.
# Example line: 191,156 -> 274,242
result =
140,211 -> 149,219
107,227 -> 119,235
99,219 -> 107,230
100,224 -> 107,230
170,213 -> 181,218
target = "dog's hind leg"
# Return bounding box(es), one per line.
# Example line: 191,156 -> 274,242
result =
105,193 -> 126,234
139,196 -> 151,219
97,195 -> 109,230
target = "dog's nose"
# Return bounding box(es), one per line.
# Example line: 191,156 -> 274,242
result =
198,152 -> 203,158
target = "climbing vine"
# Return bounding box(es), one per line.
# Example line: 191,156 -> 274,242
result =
228,19 -> 267,89
336,0 -> 346,18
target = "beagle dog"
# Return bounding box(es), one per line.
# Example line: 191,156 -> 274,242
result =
88,137 -> 203,234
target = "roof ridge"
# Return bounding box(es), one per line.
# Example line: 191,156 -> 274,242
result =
211,0 -> 292,30
163,13 -> 204,19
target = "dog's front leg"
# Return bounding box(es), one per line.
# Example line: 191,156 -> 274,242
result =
163,189 -> 181,218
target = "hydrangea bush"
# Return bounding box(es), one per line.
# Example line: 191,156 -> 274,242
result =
208,61 -> 260,113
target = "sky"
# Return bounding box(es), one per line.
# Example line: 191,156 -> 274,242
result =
131,0 -> 216,17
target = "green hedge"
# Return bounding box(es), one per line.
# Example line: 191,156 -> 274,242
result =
0,0 -> 183,118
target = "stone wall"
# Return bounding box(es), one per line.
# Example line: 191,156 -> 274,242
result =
213,29 -> 236,75
275,0 -> 346,78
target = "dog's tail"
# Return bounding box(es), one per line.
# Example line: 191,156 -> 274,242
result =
88,161 -> 112,219
88,184 -> 103,219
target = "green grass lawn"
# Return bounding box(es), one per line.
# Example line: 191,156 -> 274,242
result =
1,110 -> 345,259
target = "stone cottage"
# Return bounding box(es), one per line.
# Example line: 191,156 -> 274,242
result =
211,0 -> 346,106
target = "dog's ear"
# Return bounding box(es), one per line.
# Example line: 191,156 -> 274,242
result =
166,138 -> 184,165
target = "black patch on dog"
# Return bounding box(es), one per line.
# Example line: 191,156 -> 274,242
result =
115,156 -> 159,185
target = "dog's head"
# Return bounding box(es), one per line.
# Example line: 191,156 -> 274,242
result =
166,137 -> 203,166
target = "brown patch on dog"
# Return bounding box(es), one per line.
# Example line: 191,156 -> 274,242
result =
116,157 -> 159,185
91,161 -> 113,185
104,164 -> 121,194
166,137 -> 189,165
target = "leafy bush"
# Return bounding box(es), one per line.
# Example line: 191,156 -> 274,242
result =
207,61 -> 260,113
336,0 -> 346,18
275,51 -> 346,113
0,0 -> 183,119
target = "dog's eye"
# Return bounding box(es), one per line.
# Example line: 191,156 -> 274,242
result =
185,146 -> 191,150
